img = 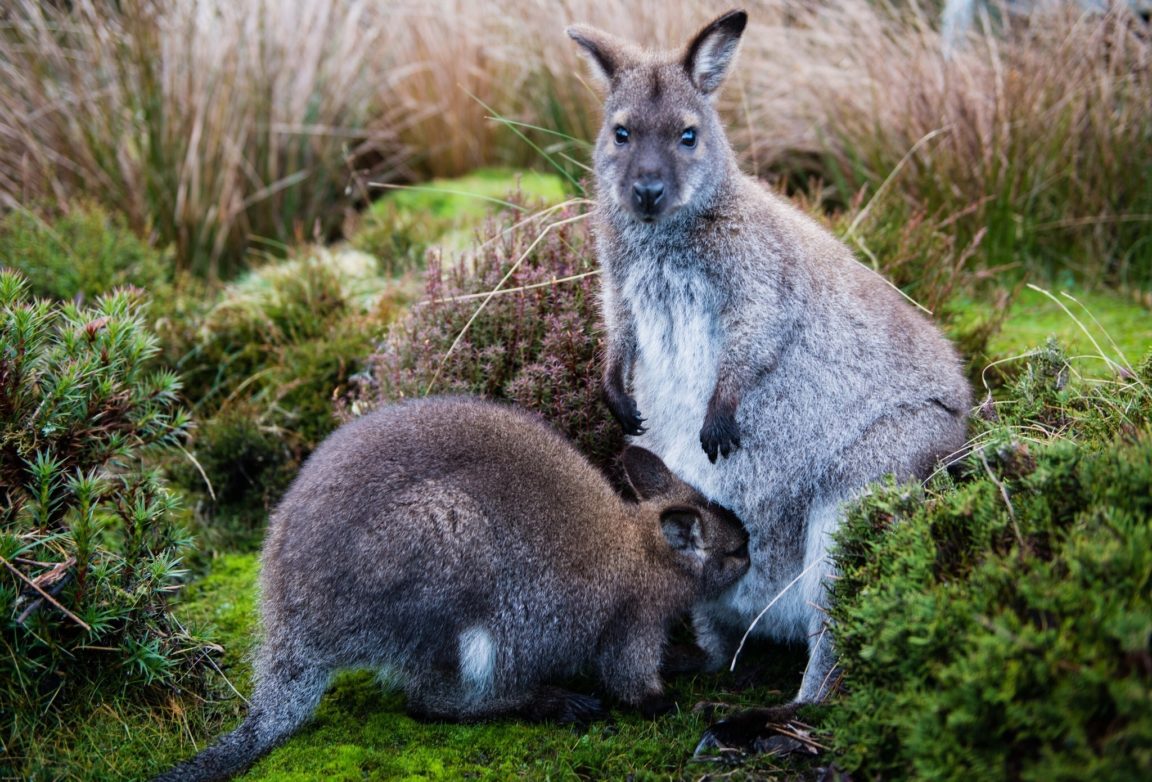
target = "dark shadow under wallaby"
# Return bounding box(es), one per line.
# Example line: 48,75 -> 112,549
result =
154,396 -> 749,782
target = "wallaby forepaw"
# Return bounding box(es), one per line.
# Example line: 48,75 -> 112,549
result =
604,387 -> 646,436
699,410 -> 740,463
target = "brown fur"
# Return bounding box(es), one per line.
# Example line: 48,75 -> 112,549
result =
154,396 -> 749,782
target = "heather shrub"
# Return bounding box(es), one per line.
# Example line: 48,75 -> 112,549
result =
828,345 -> 1152,781
348,202 -> 623,472
0,203 -> 169,302
0,271 -> 212,759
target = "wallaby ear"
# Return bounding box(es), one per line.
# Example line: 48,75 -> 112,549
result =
682,9 -> 748,95
660,509 -> 706,559
620,446 -> 678,500
567,24 -> 627,85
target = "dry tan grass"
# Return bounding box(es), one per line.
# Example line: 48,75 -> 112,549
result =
3,0 -> 1149,284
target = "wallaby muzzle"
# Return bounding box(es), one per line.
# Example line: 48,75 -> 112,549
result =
632,177 -> 665,220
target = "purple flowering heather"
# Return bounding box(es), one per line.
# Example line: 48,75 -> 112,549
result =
348,203 -> 624,472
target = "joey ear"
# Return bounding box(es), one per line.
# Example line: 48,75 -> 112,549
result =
660,509 -> 705,558
621,446 -> 678,499
682,9 -> 748,95
567,24 -> 628,85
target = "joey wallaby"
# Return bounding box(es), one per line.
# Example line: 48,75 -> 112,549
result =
568,8 -> 971,743
155,396 -> 749,782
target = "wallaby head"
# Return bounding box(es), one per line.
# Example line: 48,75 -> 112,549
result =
621,445 -> 749,598
567,10 -> 747,223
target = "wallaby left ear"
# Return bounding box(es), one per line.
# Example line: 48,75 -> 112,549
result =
621,446 -> 678,499
660,509 -> 706,559
682,9 -> 748,95
567,24 -> 631,86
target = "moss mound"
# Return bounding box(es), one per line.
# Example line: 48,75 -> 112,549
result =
829,348 -> 1152,781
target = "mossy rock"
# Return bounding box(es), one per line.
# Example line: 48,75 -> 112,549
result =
829,426 -> 1152,780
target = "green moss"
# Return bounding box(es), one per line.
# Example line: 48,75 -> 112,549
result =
828,344 -> 1152,781
0,203 -> 170,302
22,546 -> 824,780
989,289 -> 1151,367
352,167 -> 570,275
947,288 -> 1152,369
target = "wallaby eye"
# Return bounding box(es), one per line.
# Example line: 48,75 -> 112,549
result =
614,126 -> 630,145
680,128 -> 698,148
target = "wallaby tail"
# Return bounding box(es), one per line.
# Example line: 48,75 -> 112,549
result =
153,662 -> 329,782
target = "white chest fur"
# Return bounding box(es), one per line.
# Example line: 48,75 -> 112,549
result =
620,262 -> 722,495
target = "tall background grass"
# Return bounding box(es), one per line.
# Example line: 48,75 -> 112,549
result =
5,0 -> 1149,286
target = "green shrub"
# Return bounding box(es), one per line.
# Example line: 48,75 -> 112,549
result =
348,202 -> 623,473
0,271 -> 212,760
166,251 -> 409,541
828,346 -> 1152,781
0,203 -> 169,302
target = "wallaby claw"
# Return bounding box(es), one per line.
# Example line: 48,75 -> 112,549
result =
699,410 -> 740,463
605,388 -> 646,435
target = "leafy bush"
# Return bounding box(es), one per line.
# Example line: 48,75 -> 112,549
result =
828,345 -> 1152,781
0,203 -> 169,302
0,271 -> 211,758
348,202 -> 623,473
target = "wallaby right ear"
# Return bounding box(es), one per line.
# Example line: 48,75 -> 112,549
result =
682,9 -> 748,95
621,446 -> 679,499
567,24 -> 627,85
660,509 -> 706,560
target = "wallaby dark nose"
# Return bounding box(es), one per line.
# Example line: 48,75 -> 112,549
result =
632,180 -> 665,214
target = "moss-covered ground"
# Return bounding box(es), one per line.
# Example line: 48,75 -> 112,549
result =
6,165 -> 1150,781
29,551 -> 819,781
18,284 -> 1146,781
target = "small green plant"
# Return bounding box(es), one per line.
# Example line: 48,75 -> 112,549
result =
828,345 -> 1152,781
0,270 -> 211,763
349,200 -> 623,473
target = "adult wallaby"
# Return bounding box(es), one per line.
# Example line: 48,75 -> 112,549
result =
154,396 -> 749,782
568,8 -> 971,745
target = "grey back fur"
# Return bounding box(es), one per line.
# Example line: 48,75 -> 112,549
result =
568,9 -> 971,703
154,396 -> 749,782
